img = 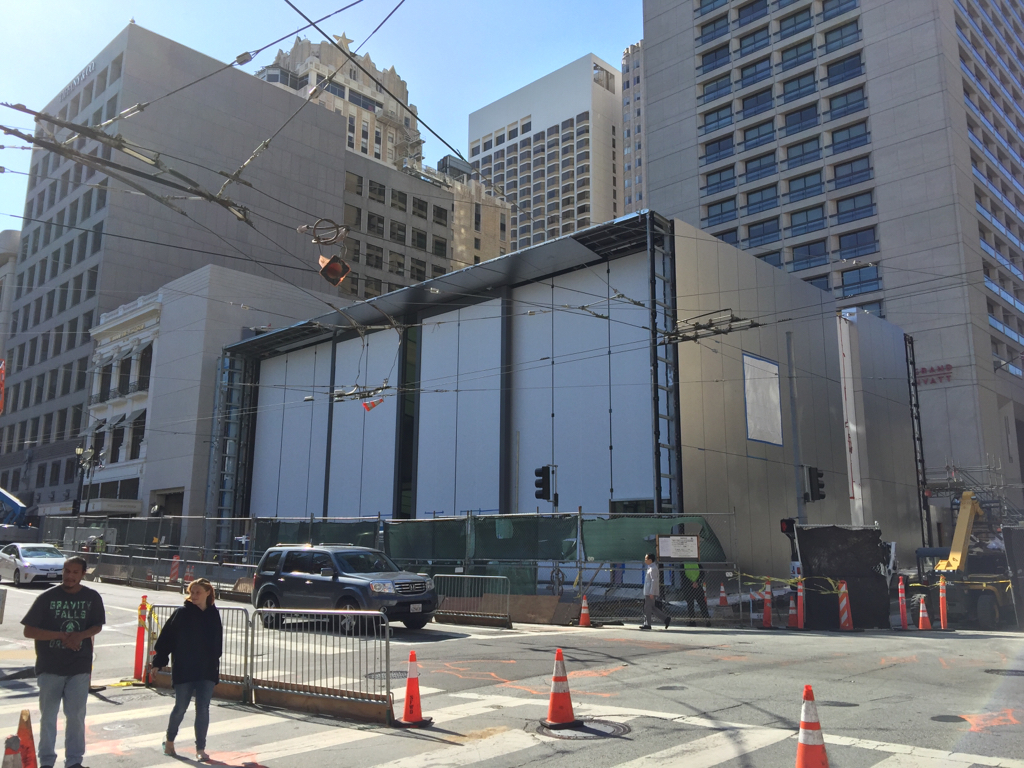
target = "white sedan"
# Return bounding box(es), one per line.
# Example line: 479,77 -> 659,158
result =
0,543 -> 66,586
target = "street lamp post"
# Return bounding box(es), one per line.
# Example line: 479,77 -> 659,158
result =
73,446 -> 94,551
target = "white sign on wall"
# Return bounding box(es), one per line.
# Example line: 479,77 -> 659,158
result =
656,534 -> 700,561
743,353 -> 783,446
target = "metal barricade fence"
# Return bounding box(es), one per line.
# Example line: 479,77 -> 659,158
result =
434,575 -> 512,627
147,605 -> 250,686
250,610 -> 391,708
579,562 -> 745,625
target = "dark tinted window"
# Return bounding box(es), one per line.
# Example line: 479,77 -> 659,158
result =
260,550 -> 283,573
311,551 -> 334,573
282,550 -> 312,574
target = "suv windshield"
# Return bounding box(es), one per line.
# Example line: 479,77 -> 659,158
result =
21,547 -> 63,558
335,551 -> 400,574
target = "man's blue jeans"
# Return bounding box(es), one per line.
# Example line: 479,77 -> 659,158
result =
37,672 -> 90,768
166,680 -> 216,750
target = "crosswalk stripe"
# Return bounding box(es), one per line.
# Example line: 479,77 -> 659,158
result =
131,698 -> 539,768
372,729 -> 546,768
823,735 -> 1024,768
612,727 -> 793,768
87,713 -> 283,756
868,756 -> 986,768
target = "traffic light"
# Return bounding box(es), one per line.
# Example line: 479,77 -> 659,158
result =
780,518 -> 796,538
808,466 -> 826,501
534,466 -> 551,501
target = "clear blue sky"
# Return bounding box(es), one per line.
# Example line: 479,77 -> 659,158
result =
0,0 -> 643,232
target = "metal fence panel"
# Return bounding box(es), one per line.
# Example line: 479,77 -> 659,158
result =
472,515 -> 577,561
147,604 -> 250,684
249,610 -> 391,704
384,519 -> 466,561
579,562 -> 744,625
435,575 -> 511,625
581,516 -> 728,561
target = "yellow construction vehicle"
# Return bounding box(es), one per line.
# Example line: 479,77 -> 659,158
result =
914,491 -> 1013,630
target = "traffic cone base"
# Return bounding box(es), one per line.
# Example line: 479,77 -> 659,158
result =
17,710 -> 36,768
2,736 -> 20,768
398,650 -> 432,728
719,584 -> 728,607
541,649 -> 583,729
796,685 -> 830,768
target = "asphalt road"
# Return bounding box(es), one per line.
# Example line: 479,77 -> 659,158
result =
0,581 -> 1021,768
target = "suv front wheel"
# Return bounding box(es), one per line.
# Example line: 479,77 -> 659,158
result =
402,618 -> 429,630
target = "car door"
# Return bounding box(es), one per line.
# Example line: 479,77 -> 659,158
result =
305,551 -> 340,610
278,550 -> 315,609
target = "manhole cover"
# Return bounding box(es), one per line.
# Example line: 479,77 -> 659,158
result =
366,670 -> 407,680
657,685 -> 687,691
819,702 -> 859,708
538,719 -> 631,740
931,715 -> 966,723
985,669 -> 1024,677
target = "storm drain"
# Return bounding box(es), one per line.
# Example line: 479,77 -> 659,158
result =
537,719 -> 631,740
985,669 -> 1024,677
931,715 -> 967,723
366,670 -> 407,680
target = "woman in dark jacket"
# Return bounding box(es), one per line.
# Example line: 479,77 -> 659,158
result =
153,578 -> 222,761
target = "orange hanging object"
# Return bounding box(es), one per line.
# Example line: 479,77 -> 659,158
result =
399,650 -> 432,727
541,649 -> 582,729
362,397 -> 385,412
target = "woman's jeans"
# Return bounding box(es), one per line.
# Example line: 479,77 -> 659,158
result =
166,680 -> 216,749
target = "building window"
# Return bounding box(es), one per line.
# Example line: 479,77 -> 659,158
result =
789,204 -> 826,236
702,44 -> 730,74
779,8 -> 813,38
747,217 -> 780,246
837,226 -> 878,259
829,121 -> 869,154
784,104 -> 819,135
474,203 -> 482,232
367,213 -> 385,237
780,39 -> 814,71
432,236 -> 447,259
738,27 -> 769,57
745,184 -> 778,215
787,170 -> 824,202
129,411 -> 146,460
345,172 -> 363,195
835,191 -> 875,223
368,180 -> 385,203
389,220 -> 406,244
826,54 -> 864,87
701,105 -> 732,134
344,204 -> 361,230
364,277 -> 382,298
391,190 -> 407,212
739,58 -> 772,89
388,253 -> 405,276
702,73 -> 731,103
791,239 -> 829,270
365,244 -> 383,269
832,155 -> 872,189
744,151 -> 776,182
743,120 -> 774,150
741,89 -> 773,119
805,274 -> 830,291
410,258 -> 426,282
705,198 -> 737,226
412,198 -> 428,219
432,205 -> 448,227
785,137 -> 821,169
828,87 -> 867,121
824,21 -> 860,53
839,264 -> 880,297
703,135 -> 734,164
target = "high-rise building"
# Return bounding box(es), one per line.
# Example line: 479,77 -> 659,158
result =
257,34 -> 424,170
0,24 -> 461,519
622,42 -> 648,214
0,231 -> 19,356
643,0 -> 1024,498
468,54 -> 623,249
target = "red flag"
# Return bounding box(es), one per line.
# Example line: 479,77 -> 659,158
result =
362,397 -> 384,412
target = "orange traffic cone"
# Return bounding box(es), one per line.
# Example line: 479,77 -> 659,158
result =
17,711 -> 36,768
541,649 -> 582,729
796,685 -> 830,768
579,596 -> 592,627
918,597 -> 932,631
399,650 -> 432,727
837,581 -> 854,631
719,584 -> 728,607
762,582 -> 773,628
2,737 -> 20,768
787,593 -> 798,629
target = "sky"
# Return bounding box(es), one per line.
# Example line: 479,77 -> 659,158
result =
0,0 -> 644,234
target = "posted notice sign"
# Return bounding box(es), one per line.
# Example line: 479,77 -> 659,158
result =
656,534 -> 700,561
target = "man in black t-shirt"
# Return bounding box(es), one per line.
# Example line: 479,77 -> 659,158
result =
22,556 -> 105,768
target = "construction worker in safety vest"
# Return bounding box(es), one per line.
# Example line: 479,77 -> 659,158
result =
683,561 -> 710,627
94,536 -> 107,554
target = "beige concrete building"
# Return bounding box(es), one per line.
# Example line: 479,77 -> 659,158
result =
622,42 -> 648,214
643,0 -> 1024,523
468,54 -> 623,249
257,34 -> 423,170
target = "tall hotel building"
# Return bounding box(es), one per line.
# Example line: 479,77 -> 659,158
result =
468,55 -> 623,248
644,0 -> 1024,490
622,42 -> 649,214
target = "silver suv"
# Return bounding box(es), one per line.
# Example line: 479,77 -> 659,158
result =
251,545 -> 436,630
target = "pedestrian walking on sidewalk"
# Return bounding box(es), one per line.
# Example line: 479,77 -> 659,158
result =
21,555 -> 106,768
152,578 -> 223,762
641,553 -> 670,630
